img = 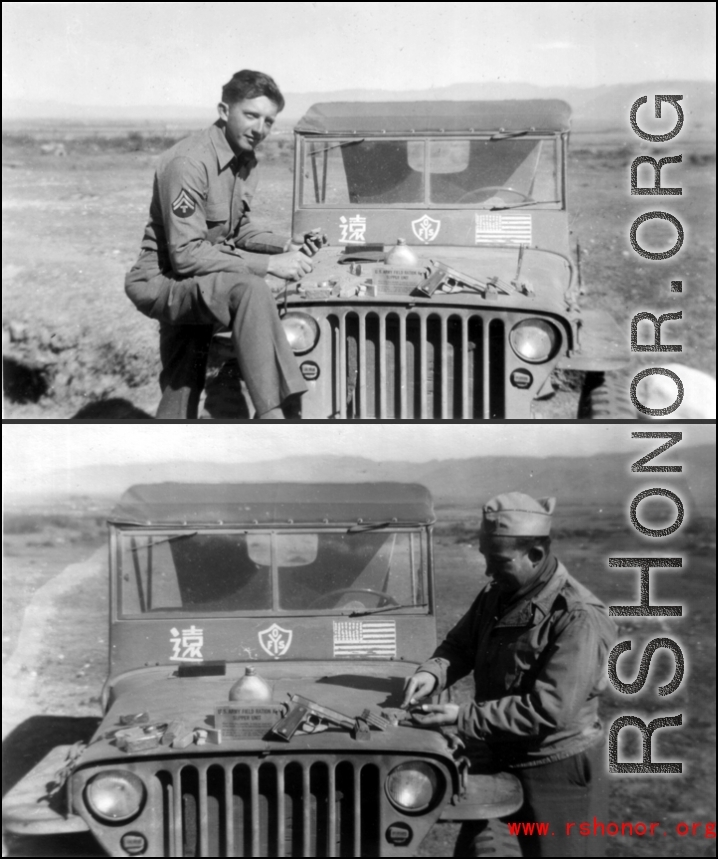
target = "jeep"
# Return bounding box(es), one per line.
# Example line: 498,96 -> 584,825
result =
244,100 -> 630,419
3,482 -> 523,857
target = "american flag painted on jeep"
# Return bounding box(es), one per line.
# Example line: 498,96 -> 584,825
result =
474,213 -> 532,245
333,620 -> 397,657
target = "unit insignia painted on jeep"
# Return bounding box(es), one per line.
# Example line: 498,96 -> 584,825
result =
411,214 -> 441,243
258,622 -> 293,658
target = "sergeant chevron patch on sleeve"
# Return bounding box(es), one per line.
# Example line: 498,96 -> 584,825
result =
171,189 -> 196,218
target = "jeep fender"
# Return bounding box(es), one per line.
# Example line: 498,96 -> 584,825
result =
558,309 -> 627,371
2,745 -> 89,835
440,771 -> 523,821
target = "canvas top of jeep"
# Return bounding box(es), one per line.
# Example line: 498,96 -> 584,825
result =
261,100 -> 628,420
4,483 -> 524,857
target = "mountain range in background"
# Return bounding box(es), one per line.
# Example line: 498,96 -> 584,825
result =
10,445 -> 715,511
3,80 -> 715,136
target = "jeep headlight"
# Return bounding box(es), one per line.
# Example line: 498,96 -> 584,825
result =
509,319 -> 559,363
281,312 -> 320,354
386,762 -> 440,813
85,770 -> 146,823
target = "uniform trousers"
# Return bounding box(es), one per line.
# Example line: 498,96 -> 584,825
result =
125,250 -> 307,418
455,741 -> 608,858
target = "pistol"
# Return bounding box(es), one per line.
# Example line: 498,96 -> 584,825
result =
270,694 -> 355,741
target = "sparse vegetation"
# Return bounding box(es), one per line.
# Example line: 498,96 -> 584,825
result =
688,151 -> 716,166
4,511 -> 106,538
2,128 -> 296,159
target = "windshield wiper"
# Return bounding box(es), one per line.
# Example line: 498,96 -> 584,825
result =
349,603 -> 428,617
489,200 -> 560,211
310,139 -> 365,157
347,521 -> 394,533
489,130 -> 529,140
129,532 -> 197,551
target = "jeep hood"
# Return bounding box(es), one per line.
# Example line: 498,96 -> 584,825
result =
292,245 -> 572,311
80,661 -> 452,766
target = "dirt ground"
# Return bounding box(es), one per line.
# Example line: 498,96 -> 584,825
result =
2,502 -> 715,857
2,129 -> 715,418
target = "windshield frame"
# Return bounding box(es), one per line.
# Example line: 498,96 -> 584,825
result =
114,526 -> 430,620
297,132 -> 565,210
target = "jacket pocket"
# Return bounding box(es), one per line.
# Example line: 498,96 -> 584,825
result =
567,750 -> 592,788
491,628 -> 543,692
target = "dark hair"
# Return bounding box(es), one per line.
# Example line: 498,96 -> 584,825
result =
71,398 -> 153,420
221,70 -> 285,111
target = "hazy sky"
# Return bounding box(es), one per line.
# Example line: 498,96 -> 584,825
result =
2,424 -> 714,496
2,2 -> 714,107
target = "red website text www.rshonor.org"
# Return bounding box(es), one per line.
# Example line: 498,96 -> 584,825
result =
506,820 -> 716,838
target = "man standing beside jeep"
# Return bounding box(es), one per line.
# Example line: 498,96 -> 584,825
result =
125,69 -> 324,419
402,493 -> 616,858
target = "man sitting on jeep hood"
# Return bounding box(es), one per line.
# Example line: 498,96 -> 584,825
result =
125,69 -> 319,419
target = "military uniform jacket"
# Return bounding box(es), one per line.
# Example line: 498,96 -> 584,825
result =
419,559 -> 617,767
138,121 -> 286,280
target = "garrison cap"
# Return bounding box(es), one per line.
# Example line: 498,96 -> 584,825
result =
481,492 -> 556,537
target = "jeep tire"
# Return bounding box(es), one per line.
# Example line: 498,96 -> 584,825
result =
578,370 -> 639,419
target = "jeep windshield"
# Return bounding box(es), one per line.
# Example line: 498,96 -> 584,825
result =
118,528 -> 428,617
301,136 -> 561,208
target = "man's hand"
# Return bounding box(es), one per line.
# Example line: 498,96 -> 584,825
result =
409,703 -> 460,726
267,251 -> 314,281
401,671 -> 438,708
288,229 -> 328,257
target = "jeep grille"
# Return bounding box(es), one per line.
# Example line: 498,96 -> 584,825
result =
321,308 -> 506,418
154,757 -> 384,857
